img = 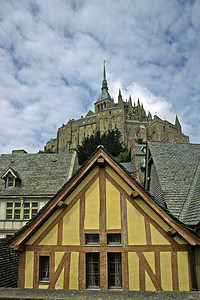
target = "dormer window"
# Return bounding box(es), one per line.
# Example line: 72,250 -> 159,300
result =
1,167 -> 21,188
7,174 -> 15,187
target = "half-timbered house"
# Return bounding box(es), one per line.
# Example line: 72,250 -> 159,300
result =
8,146 -> 200,291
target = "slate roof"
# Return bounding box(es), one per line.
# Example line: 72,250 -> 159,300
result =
120,162 -> 137,173
148,142 -> 200,225
0,238 -> 18,287
0,152 -> 78,197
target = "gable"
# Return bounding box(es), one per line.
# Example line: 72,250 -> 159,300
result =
24,163 -> 189,249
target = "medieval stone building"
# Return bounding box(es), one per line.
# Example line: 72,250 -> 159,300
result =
45,65 -> 189,154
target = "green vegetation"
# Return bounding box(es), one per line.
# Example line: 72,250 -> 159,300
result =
115,148 -> 131,163
38,149 -> 54,154
77,129 -> 124,165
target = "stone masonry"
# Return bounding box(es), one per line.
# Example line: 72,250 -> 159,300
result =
45,64 -> 189,154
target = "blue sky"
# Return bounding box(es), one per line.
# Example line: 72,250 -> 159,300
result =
0,0 -> 199,153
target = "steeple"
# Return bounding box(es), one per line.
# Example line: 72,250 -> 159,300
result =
175,115 -> 180,126
94,61 -> 112,111
101,60 -> 108,91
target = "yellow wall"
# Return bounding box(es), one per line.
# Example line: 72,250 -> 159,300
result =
106,179 -> 121,229
177,251 -> 189,291
63,200 -> 80,245
25,251 -> 34,288
84,178 -> 99,229
69,252 -> 79,289
127,200 -> 146,245
128,252 -> 139,290
160,252 -> 172,291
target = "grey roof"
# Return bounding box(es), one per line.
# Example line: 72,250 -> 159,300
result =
148,142 -> 200,225
95,88 -> 112,103
0,238 -> 18,287
120,162 -> 137,173
0,152 -> 78,197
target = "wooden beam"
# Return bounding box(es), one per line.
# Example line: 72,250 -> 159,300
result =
167,227 -> 177,237
57,201 -> 67,208
97,157 -> 105,167
130,191 -> 139,199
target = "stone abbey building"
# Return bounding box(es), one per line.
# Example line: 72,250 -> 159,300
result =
45,65 -> 189,154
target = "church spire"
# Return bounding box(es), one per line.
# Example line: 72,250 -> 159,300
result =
102,60 -> 108,91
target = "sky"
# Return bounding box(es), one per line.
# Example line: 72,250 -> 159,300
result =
0,0 -> 199,154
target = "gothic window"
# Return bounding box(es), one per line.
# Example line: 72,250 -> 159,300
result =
39,256 -> 50,281
108,253 -> 121,288
86,253 -> 99,288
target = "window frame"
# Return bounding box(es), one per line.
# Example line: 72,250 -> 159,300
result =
108,253 -> 122,289
85,233 -> 99,246
39,256 -> 50,282
107,233 -> 121,246
86,253 -> 100,289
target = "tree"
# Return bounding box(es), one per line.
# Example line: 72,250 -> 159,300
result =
115,148 -> 131,163
77,129 -> 124,165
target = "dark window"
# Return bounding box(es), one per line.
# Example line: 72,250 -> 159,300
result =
23,209 -> 29,219
39,256 -> 50,281
14,209 -> 20,219
86,253 -> 99,288
32,202 -> 38,208
107,234 -> 121,245
6,209 -> 12,219
24,203 -> 30,208
8,176 -> 14,187
85,234 -> 99,245
32,209 -> 38,218
108,253 -> 121,288
15,202 -> 20,208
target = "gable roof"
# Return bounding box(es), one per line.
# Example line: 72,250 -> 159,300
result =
8,146 -> 200,250
147,142 -> 200,226
0,151 -> 78,197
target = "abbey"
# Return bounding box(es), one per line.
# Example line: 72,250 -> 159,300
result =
45,65 -> 189,154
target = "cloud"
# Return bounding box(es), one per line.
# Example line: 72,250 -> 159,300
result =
0,0 -> 199,154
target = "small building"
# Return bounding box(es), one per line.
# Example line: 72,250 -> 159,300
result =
8,146 -> 200,291
0,150 -> 79,238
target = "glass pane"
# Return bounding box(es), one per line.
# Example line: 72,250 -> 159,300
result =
8,176 -> 14,187
23,209 -> 30,219
14,209 -> 20,219
24,203 -> 30,208
6,209 -> 12,219
32,209 -> 38,217
108,253 -> 121,288
85,234 -> 99,245
40,256 -> 49,280
7,203 -> 13,208
86,253 -> 99,287
32,202 -> 38,207
15,202 -> 20,207
107,234 -> 121,245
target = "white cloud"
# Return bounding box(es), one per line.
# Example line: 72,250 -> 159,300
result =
0,0 -> 199,154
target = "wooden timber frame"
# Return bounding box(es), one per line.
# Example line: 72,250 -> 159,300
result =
8,146 -> 200,291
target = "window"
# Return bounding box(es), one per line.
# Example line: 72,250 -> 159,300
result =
86,253 -> 99,288
108,253 -> 121,288
23,202 -> 38,220
6,201 -> 38,220
7,175 -> 14,187
39,256 -> 50,281
85,234 -> 99,245
107,234 -> 121,245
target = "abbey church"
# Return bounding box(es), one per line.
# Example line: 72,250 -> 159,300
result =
45,65 -> 189,154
